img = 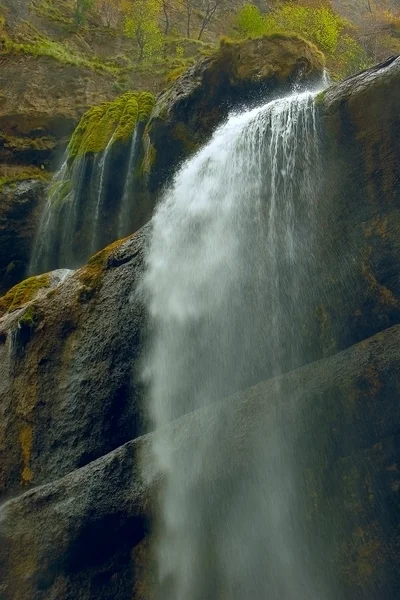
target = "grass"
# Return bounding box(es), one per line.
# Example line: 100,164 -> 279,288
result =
0,29 -> 123,75
0,168 -> 51,191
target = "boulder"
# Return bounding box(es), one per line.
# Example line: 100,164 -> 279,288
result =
1,324 -> 400,599
0,227 -> 147,499
144,34 -> 326,191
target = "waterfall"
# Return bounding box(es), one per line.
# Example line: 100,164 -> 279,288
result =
142,85 -> 332,599
29,140 -> 124,274
29,92 -> 154,276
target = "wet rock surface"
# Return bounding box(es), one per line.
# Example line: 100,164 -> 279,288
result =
1,325 -> 400,599
0,57 -> 400,600
0,179 -> 47,295
0,227 -> 148,500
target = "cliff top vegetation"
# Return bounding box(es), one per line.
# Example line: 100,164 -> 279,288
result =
0,0 -> 399,85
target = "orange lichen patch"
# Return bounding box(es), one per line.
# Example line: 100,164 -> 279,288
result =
19,425 -> 33,484
363,217 -> 388,239
314,304 -> 336,358
14,376 -> 38,418
77,236 -> 129,292
361,248 -> 399,308
341,524 -> 383,587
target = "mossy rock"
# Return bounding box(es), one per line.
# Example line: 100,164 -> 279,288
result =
145,34 -> 325,192
68,91 -> 155,161
0,273 -> 51,318
77,236 -> 129,294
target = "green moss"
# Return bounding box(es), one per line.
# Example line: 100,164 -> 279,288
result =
18,304 -> 40,329
165,65 -> 188,84
141,137 -> 156,178
77,237 -> 128,292
0,274 -> 51,317
0,168 -> 51,191
68,91 -> 155,160
2,134 -> 55,152
315,90 -> 327,105
0,31 -> 122,75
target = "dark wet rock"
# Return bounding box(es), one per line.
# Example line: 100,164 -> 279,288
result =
0,227 -> 148,500
312,55 -> 400,358
0,179 -> 47,295
1,324 -> 400,599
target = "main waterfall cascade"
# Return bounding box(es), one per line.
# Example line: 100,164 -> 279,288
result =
142,85 -> 335,599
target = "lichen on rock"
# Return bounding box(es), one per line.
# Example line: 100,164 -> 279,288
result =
0,273 -> 51,317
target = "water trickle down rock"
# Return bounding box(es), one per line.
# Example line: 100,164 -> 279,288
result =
29,91 -> 155,275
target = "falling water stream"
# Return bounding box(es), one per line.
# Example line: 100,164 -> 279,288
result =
142,85 -> 330,599
29,127 -> 143,275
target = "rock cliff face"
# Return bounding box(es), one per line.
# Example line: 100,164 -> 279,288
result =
1,324 -> 400,600
0,35 -> 325,293
0,52 -> 399,600
0,180 -> 47,294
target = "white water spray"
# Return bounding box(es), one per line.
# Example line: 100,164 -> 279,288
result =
142,86 -> 330,599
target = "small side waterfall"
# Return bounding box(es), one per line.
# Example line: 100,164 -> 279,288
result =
142,85 -> 332,599
29,92 -> 154,275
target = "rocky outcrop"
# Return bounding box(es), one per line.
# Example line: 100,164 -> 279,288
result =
313,55 -> 400,355
0,179 -> 47,294
1,324 -> 400,599
0,54 -> 126,171
0,54 -> 400,600
0,228 -> 147,499
145,34 -> 325,191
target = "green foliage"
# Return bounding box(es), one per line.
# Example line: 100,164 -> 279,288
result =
333,34 -> 369,78
267,4 -> 344,55
232,3 -> 368,79
0,274 -> 51,317
68,91 -> 155,159
74,0 -> 94,25
123,0 -> 164,63
234,4 -> 267,38
0,32 -> 122,74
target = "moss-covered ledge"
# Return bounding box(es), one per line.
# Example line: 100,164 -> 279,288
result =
0,273 -> 51,318
68,91 -> 155,161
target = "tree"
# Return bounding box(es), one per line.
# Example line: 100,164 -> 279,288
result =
74,0 -> 94,25
198,0 -> 227,40
123,0 -> 164,62
265,4 -> 346,55
95,0 -> 123,28
162,0 -> 170,35
233,4 -> 268,38
179,0 -> 195,37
